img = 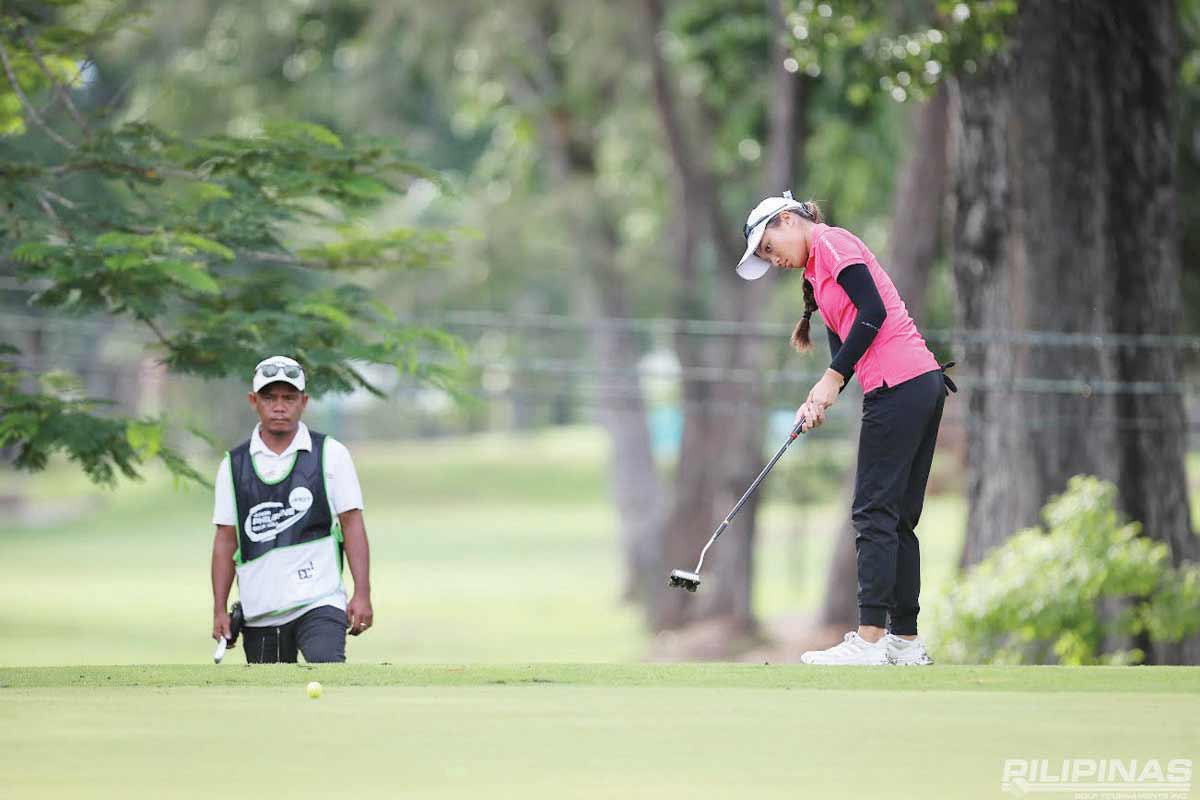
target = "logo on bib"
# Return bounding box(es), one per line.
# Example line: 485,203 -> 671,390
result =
289,486 -> 313,512
244,487 -> 315,543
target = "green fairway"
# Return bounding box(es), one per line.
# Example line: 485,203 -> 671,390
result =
2,665 -> 1197,800
5,662 -> 1199,691
5,430 -> 1197,799
0,427 -> 966,666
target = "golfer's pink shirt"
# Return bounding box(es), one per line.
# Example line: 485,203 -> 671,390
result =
804,223 -> 939,394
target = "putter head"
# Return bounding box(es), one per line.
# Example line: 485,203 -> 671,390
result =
668,569 -> 701,592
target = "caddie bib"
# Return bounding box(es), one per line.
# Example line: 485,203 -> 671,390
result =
228,432 -> 343,618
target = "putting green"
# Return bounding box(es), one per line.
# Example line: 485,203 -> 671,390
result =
2,665 -> 1197,800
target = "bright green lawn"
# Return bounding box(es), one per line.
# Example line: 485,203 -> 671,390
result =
0,427 -> 966,666
2,436 -> 1198,799
2,664 -> 1197,800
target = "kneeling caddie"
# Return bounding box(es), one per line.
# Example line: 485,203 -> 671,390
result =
210,355 -> 373,663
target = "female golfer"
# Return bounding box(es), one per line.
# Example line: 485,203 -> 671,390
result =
737,192 -> 952,666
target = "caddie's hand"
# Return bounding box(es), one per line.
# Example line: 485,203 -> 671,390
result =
347,594 -> 373,636
213,610 -> 233,647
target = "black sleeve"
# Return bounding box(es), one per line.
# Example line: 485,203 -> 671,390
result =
828,263 -> 887,380
826,327 -> 855,390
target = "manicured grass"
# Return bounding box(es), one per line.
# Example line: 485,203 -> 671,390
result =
0,427 -> 966,666
3,434 -> 1198,799
2,662 -> 1198,692
2,665 -> 1197,800
0,429 -> 639,665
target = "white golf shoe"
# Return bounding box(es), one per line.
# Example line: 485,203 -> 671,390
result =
885,634 -> 934,665
800,632 -> 893,665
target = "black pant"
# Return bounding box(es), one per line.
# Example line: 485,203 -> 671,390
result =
242,605 -> 347,664
852,369 -> 947,635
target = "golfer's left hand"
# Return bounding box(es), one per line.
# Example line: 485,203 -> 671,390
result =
347,594 -> 373,636
798,369 -> 844,431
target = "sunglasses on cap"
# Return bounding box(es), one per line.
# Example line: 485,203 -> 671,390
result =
743,209 -> 778,240
743,191 -> 810,240
257,363 -> 303,380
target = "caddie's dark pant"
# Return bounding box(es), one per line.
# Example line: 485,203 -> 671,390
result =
853,368 -> 947,635
242,605 -> 347,664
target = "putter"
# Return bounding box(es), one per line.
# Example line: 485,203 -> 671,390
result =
668,419 -> 806,592
213,601 -> 245,664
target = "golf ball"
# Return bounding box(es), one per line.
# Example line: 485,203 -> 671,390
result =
306,681 -> 322,699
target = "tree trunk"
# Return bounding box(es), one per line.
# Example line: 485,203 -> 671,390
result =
1102,3 -> 1197,569
644,0 -> 801,635
642,0 -> 724,633
520,8 -> 668,614
1088,0 -> 1198,664
696,1 -> 804,634
587,248 -> 665,607
886,87 -> 949,326
653,204 -> 726,632
818,87 -> 950,631
950,0 -> 1197,662
949,45 -> 1031,567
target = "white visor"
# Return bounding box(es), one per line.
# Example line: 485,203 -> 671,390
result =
735,192 -> 805,280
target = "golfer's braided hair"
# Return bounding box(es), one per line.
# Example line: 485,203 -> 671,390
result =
765,200 -> 824,353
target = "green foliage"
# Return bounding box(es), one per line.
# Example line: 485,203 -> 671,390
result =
933,476 -> 1200,665
665,0 -> 911,230
0,4 -> 97,136
783,0 -> 1017,105
0,348 -> 204,486
0,3 -> 462,487
667,0 -> 774,174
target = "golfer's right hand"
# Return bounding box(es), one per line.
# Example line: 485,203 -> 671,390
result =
213,610 -> 233,646
796,401 -> 824,433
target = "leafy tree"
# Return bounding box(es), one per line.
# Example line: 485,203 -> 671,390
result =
782,0 -> 1016,103
0,2 -> 460,486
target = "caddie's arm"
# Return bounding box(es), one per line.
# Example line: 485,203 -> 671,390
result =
340,509 -> 373,635
211,525 -> 237,643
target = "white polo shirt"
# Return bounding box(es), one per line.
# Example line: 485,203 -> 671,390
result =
213,422 -> 364,626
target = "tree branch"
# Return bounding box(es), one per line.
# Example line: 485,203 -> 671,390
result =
240,249 -> 307,265
763,0 -> 799,194
139,315 -> 171,349
20,28 -> 87,134
35,191 -> 74,243
721,0 -> 799,359
40,187 -> 76,210
640,0 -> 704,199
0,40 -> 76,151
47,160 -> 197,180
38,58 -> 88,117
237,248 -> 401,272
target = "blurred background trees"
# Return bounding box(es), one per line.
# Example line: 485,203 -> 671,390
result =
1,1 -> 463,484
3,0 -> 1199,664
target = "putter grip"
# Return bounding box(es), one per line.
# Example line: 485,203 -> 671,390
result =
791,418 -> 805,437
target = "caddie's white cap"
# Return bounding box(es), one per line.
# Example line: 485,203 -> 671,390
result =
252,355 -> 306,393
736,190 -> 805,280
